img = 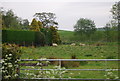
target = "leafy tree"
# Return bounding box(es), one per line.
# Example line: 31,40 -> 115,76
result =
22,19 -> 29,30
111,2 -> 120,31
38,21 -> 43,30
111,1 -> 120,20
74,18 -> 96,37
34,12 -> 58,27
104,23 -> 112,42
50,26 -> 61,44
30,18 -> 40,31
2,9 -> 21,29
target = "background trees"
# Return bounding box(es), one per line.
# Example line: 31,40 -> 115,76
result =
74,18 -> 96,41
1,8 -> 30,30
34,12 -> 58,27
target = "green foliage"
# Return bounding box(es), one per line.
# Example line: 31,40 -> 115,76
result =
2,29 -> 53,46
38,21 -> 43,30
30,18 -> 40,31
41,28 -> 52,45
2,9 -> 22,29
50,26 -> 61,44
34,12 -> 58,27
59,30 -> 118,43
74,18 -> 96,39
35,31 -> 45,46
111,1 -> 120,20
2,43 -> 21,79
2,30 -> 35,45
22,19 -> 29,30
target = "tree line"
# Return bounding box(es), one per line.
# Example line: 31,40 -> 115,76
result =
73,2 -> 119,42
0,8 -> 61,44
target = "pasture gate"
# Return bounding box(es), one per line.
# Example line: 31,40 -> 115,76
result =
19,59 -> 120,80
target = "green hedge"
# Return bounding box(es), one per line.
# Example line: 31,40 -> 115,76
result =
2,30 -> 52,46
41,28 -> 52,45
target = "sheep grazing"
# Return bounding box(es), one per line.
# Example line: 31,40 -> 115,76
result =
79,43 -> 85,46
52,43 -> 58,47
71,43 -> 76,46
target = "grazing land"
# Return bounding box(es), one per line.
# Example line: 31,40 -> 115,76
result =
20,42 -> 119,79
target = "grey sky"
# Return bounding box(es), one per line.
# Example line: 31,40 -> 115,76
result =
1,0 -> 119,31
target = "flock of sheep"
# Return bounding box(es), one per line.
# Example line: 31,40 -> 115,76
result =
52,43 -> 85,47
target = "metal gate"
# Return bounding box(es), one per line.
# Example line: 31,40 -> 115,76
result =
19,59 -> 120,80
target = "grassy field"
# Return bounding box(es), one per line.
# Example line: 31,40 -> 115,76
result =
19,30 -> 119,79
20,43 -> 119,79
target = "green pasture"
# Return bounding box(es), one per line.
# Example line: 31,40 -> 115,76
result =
20,44 -> 119,79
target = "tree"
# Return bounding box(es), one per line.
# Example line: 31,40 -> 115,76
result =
34,12 -> 58,27
111,1 -> 120,20
50,26 -> 61,44
22,19 -> 29,30
111,2 -> 120,31
30,18 -> 40,31
2,9 -> 22,29
74,18 -> 96,37
38,21 -> 43,30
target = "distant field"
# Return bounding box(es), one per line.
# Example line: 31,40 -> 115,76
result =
58,30 -> 74,43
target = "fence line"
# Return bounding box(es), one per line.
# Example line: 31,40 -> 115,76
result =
19,59 -> 120,80
21,59 -> 120,61
21,68 -> 119,71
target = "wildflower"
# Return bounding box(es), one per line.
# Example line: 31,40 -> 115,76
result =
1,59 -> 5,63
4,75 -> 11,79
5,55 -> 8,57
8,64 -> 12,68
7,57 -> 11,60
14,74 -> 18,77
4,63 -> 7,65
9,54 -> 12,56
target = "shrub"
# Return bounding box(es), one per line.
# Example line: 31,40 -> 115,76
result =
35,31 -> 45,46
50,26 -> 61,44
2,43 -> 21,79
41,28 -> 52,46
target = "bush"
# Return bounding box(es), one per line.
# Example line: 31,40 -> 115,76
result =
2,43 -> 21,79
41,28 -> 52,45
35,31 -> 45,46
2,30 -> 35,45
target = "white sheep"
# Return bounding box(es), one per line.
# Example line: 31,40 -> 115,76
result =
79,43 -> 85,46
71,43 -> 76,46
52,43 -> 58,47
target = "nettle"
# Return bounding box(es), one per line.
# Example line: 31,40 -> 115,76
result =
2,43 -> 21,79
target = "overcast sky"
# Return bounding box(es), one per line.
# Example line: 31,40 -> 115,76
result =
1,0 -> 119,31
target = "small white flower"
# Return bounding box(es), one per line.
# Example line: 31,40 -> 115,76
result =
14,74 -> 18,77
4,63 -> 7,65
7,57 -> 11,60
2,70 -> 5,73
9,54 -> 12,56
8,64 -> 12,67
1,66 -> 4,69
5,55 -> 8,57
1,59 -> 5,63
4,59 -> 7,61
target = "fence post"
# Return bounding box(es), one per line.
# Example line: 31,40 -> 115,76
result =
16,61 -> 20,79
59,59 -> 62,80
